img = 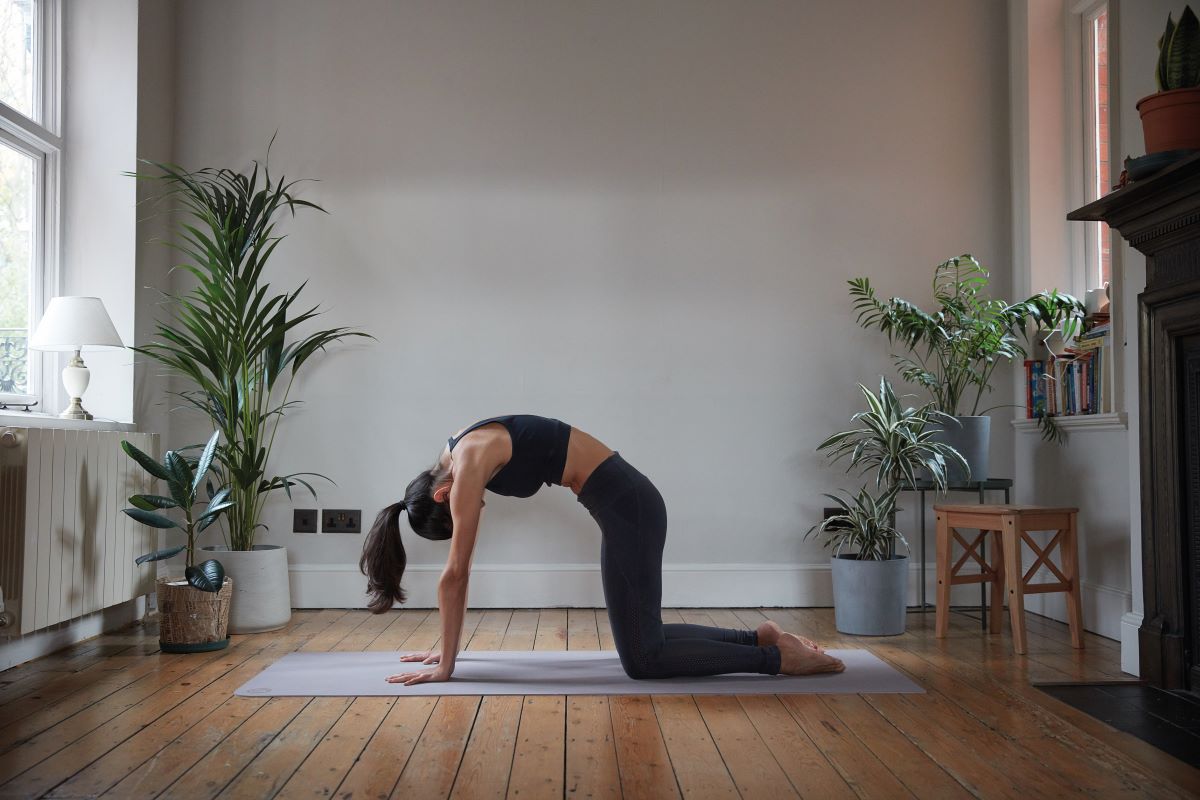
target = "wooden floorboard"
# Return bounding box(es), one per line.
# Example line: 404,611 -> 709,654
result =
0,608 -> 1196,799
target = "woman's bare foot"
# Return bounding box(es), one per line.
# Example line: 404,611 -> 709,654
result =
777,632 -> 844,675
756,620 -> 824,653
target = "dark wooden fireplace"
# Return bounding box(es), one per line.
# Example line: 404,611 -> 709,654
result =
1070,153 -> 1200,690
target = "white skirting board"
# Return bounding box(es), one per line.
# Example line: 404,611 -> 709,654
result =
1120,611 -> 1142,677
290,561 -> 1039,613
1018,579 -> 1131,648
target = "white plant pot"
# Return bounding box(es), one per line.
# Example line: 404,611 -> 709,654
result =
202,545 -> 292,633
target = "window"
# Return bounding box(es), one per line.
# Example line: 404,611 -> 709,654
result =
1082,3 -> 1110,291
0,0 -> 58,405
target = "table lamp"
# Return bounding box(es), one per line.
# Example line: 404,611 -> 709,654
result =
29,296 -> 124,420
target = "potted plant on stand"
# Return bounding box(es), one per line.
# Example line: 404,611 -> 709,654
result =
123,432 -> 236,652
808,378 -> 965,635
1137,5 -> 1200,155
133,153 -> 370,633
848,254 -> 1084,480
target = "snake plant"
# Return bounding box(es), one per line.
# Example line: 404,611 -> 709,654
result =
1157,6 -> 1200,91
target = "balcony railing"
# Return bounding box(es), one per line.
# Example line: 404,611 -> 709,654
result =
0,327 -> 29,394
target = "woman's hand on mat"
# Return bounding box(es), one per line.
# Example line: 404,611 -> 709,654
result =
398,650 -> 441,664
386,664 -> 452,685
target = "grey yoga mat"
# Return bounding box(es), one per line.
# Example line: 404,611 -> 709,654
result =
233,649 -> 923,697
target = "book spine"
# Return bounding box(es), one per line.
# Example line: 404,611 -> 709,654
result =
1034,360 -> 1046,418
1025,360 -> 1034,418
1084,359 -> 1092,414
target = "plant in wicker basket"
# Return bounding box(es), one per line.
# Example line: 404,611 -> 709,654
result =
122,431 -> 237,651
122,430 -> 233,586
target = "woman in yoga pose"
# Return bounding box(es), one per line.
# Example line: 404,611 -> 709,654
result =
361,414 -> 844,685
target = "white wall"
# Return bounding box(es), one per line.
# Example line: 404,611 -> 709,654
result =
132,0 -> 176,438
59,0 -> 139,423
164,0 -> 1013,607
1010,0 -> 1174,669
0,0 -> 176,670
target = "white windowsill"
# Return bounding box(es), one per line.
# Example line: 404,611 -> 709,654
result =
1011,411 -> 1127,433
0,408 -> 136,432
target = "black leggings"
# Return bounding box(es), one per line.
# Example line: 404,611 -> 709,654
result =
577,452 -> 782,679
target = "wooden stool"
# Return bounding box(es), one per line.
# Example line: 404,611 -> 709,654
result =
933,504 -> 1083,654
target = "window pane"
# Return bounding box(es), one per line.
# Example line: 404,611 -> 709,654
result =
0,140 -> 34,396
0,0 -> 35,120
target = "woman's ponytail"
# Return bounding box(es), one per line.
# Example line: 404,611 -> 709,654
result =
360,501 -> 408,613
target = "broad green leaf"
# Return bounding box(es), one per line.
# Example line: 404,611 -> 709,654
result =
123,508 -> 179,529
121,440 -> 170,481
193,431 -> 221,494
185,559 -> 226,592
135,546 -> 186,565
129,494 -> 179,511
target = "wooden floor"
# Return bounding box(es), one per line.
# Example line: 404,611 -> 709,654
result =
1,608 -> 1198,800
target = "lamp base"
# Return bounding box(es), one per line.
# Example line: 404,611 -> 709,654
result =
59,397 -> 93,420
60,351 -> 93,420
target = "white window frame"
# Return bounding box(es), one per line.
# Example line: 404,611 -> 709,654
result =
0,0 -> 61,409
1065,0 -> 1121,416
1066,0 -> 1116,296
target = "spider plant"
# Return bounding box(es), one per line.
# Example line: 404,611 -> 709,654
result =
808,377 -> 965,559
849,254 -> 1084,441
808,485 -> 902,562
132,149 -> 371,550
815,377 -> 967,493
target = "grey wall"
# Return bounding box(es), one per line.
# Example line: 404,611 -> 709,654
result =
162,0 -> 1013,606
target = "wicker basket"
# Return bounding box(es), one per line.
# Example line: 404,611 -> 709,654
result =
156,575 -> 233,653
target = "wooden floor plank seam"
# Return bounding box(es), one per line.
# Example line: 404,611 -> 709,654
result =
1,633 -> 276,793
867,638 -> 1192,798
2,608 -> 1196,800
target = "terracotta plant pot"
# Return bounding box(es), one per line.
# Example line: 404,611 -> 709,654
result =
1137,87 -> 1200,154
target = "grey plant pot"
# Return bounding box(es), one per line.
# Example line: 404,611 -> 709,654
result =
831,554 -> 907,636
930,414 -> 990,483
202,545 -> 292,633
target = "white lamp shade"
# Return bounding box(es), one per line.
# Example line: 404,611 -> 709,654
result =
29,296 -> 124,351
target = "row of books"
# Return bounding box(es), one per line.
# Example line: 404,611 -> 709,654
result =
1024,315 -> 1111,418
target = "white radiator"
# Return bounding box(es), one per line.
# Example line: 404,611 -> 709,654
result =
0,426 -> 159,635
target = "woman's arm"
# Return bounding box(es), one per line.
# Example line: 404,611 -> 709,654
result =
387,458 -> 485,686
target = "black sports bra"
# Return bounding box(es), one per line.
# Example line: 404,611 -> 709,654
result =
447,415 -> 572,498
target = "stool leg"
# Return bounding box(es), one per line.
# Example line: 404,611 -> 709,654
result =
935,512 -> 952,638
989,529 -> 1005,634
1002,514 -> 1027,655
1061,512 -> 1085,649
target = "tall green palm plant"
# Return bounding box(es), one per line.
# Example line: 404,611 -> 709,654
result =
133,153 -> 370,550
849,255 -> 1084,441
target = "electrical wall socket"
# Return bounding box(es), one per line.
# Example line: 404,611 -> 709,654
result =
822,507 -> 852,530
293,509 -> 318,533
323,509 -> 362,533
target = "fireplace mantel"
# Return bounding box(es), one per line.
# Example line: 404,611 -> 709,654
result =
1070,152 -> 1200,690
